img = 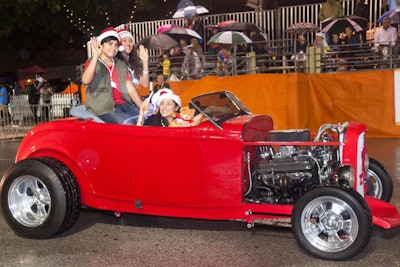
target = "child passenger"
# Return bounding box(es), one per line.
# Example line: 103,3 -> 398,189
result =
137,91 -> 181,127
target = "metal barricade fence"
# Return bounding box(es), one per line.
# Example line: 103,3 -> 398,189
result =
1,94 -> 76,138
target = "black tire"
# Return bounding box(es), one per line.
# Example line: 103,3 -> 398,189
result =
292,186 -> 372,260
366,157 -> 393,202
0,157 -> 80,239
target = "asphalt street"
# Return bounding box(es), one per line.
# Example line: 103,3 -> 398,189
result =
0,138 -> 399,267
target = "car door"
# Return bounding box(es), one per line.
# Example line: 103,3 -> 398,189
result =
130,126 -> 202,206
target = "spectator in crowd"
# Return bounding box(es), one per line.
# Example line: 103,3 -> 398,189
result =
13,81 -> 21,95
27,76 -> 43,123
341,26 -> 360,52
61,78 -> 79,94
191,37 -> 206,69
160,51 -> 171,79
181,45 -> 202,79
374,17 -> 398,59
382,0 -> 398,11
216,45 -> 231,75
183,18 -> 193,29
0,80 -> 8,105
0,79 -> 8,124
40,81 -> 53,121
318,0 -> 343,21
329,33 -> 341,53
367,22 -> 377,43
170,38 -> 187,75
312,32 -> 330,55
318,0 -> 343,44
353,0 -> 369,43
81,27 -> 143,124
207,27 -> 220,55
247,31 -> 267,55
292,34 -> 309,71
153,74 -> 170,93
191,14 -> 204,39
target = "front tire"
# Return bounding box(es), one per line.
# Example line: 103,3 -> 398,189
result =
0,157 -> 80,239
292,187 -> 372,260
365,158 -> 393,202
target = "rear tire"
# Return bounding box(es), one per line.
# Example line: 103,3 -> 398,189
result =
366,158 -> 393,202
0,157 -> 80,239
292,187 -> 372,260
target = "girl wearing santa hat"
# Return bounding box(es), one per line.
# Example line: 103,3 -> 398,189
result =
116,27 -> 149,90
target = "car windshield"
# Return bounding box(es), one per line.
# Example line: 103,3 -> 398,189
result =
190,91 -> 252,128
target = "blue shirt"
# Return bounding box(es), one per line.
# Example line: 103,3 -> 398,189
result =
386,0 -> 398,11
0,86 -> 8,105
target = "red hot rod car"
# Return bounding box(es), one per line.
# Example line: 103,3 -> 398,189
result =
1,91 -> 399,260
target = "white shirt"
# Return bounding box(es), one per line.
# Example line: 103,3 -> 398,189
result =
374,26 -> 398,47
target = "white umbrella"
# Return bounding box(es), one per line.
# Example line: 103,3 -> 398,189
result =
208,31 -> 252,44
162,26 -> 202,42
208,31 -> 252,75
173,5 -> 209,19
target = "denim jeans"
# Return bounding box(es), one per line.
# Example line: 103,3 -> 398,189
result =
115,102 -> 139,124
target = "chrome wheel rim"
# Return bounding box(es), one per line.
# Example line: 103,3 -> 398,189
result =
365,169 -> 383,198
300,196 -> 358,253
8,175 -> 51,227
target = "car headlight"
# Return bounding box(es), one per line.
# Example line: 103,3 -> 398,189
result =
337,165 -> 354,186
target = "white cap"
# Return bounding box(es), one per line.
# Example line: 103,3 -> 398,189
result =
316,32 -> 326,39
151,88 -> 173,106
157,92 -> 182,107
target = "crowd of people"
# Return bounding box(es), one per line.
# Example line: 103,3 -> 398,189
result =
287,0 -> 400,72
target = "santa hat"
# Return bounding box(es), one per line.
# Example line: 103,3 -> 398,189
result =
118,28 -> 134,42
117,28 -> 134,52
151,88 -> 173,106
157,91 -> 182,107
97,27 -> 120,44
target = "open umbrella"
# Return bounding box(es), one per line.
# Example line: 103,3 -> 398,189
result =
136,35 -> 178,50
217,20 -> 237,28
286,22 -> 319,34
177,0 -> 194,9
19,65 -> 46,74
208,31 -> 252,75
208,31 -> 252,44
162,26 -> 202,42
321,15 -> 367,34
377,8 -> 400,24
172,5 -> 209,19
157,24 -> 181,34
220,22 -> 262,33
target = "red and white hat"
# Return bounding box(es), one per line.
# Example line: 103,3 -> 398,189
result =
118,28 -> 134,42
97,27 -> 120,43
151,88 -> 173,106
117,28 -> 134,52
157,91 -> 182,107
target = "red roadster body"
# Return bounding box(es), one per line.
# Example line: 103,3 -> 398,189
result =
1,91 -> 399,260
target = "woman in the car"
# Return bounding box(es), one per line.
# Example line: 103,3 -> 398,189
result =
137,91 -> 181,127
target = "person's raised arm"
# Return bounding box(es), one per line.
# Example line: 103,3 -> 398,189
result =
137,45 -> 150,88
82,37 -> 101,85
